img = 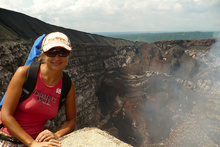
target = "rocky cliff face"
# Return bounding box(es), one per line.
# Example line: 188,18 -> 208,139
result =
0,8 -> 219,146
94,39 -> 220,146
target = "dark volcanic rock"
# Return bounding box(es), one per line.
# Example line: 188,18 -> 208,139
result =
0,8 -> 219,147
0,8 -> 134,46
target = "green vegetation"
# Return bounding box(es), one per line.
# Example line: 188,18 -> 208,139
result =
98,31 -> 215,43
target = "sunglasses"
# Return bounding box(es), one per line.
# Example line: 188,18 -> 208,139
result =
44,48 -> 70,57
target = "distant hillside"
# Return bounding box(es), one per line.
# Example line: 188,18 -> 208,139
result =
0,8 -> 133,46
98,31 -> 216,43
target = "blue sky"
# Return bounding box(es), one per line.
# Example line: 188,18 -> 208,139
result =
1,0 -> 220,33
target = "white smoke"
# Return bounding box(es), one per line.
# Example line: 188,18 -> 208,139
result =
167,32 -> 220,146
143,33 -> 220,146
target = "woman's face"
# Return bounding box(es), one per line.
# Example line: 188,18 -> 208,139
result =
43,47 -> 70,71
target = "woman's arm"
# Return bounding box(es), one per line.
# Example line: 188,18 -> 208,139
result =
36,81 -> 77,142
1,66 -> 61,147
55,81 -> 77,137
1,66 -> 36,146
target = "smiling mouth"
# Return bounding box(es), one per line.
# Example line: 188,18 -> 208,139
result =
52,62 -> 62,65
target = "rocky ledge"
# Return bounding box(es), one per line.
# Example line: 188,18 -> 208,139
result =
59,127 -> 132,147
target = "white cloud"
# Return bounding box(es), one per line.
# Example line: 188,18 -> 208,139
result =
0,0 -> 219,32
0,0 -> 33,12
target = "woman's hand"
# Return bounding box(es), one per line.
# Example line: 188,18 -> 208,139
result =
36,129 -> 58,142
30,140 -> 61,147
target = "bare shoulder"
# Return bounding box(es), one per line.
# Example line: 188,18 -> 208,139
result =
4,66 -> 30,102
16,66 -> 29,75
70,81 -> 76,95
12,66 -> 29,82
66,81 -> 76,100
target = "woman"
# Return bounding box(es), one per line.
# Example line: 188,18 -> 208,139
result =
0,32 -> 77,146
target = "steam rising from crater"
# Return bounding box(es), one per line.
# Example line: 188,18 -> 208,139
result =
145,33 -> 220,146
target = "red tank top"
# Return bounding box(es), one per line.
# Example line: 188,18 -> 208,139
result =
1,70 -> 62,138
